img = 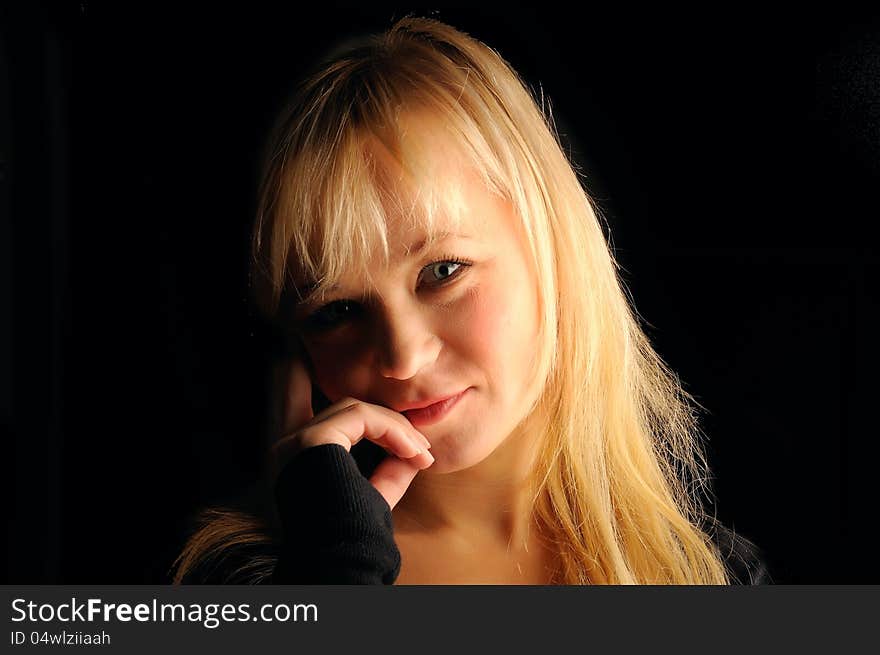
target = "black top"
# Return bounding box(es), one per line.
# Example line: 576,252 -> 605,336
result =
269,443 -> 771,585
271,443 -> 400,584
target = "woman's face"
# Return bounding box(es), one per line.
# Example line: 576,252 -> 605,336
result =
292,165 -> 542,475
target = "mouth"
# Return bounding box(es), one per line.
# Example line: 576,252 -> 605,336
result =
400,388 -> 470,427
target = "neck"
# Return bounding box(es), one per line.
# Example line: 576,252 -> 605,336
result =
392,414 -> 545,547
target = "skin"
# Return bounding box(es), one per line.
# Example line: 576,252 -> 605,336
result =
271,131 -> 556,582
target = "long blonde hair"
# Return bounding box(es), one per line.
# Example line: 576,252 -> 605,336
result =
174,15 -> 730,584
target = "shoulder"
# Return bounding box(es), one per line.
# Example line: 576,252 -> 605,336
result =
711,524 -> 773,585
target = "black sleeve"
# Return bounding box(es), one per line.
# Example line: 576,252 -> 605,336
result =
270,443 -> 401,584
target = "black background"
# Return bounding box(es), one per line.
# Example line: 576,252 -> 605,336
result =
4,3 -> 878,584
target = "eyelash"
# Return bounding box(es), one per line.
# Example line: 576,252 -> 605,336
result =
301,255 -> 473,332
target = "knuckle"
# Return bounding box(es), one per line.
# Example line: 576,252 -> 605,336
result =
334,398 -> 365,417
336,396 -> 360,410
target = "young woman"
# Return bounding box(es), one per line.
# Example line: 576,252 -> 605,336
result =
172,16 -> 768,585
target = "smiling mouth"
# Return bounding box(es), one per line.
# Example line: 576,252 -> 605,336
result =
401,389 -> 469,427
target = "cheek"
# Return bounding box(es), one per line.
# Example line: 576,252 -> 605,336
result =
459,265 -> 540,395
453,281 -> 523,373
303,338 -> 372,402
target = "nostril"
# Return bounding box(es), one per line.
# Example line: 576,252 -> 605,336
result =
377,334 -> 442,380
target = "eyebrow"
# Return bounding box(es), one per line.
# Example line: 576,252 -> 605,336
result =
292,232 -> 472,302
402,232 -> 470,256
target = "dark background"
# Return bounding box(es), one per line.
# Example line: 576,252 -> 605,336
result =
4,3 -> 878,584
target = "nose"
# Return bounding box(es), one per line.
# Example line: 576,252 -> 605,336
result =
375,306 -> 442,380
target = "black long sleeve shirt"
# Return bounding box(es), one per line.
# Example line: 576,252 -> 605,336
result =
271,443 -> 401,584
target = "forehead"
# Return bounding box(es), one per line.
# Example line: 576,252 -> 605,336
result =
360,123 -> 504,250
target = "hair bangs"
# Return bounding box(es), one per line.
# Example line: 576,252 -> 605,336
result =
271,65 -> 519,312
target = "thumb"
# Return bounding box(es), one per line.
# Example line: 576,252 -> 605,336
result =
369,456 -> 421,509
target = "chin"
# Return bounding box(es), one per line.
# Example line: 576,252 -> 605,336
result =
422,430 -> 500,475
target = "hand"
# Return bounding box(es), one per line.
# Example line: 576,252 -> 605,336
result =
268,353 -> 434,509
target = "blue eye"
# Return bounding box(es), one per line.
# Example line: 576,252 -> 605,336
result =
430,261 -> 461,280
301,258 -> 471,333
420,258 -> 471,287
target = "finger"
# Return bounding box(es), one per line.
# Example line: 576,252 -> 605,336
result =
301,402 -> 429,461
371,404 -> 433,451
310,396 -> 360,425
317,401 -> 432,452
282,355 -> 314,434
369,456 -> 422,509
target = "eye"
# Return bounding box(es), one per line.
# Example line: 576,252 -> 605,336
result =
302,299 -> 362,332
419,258 -> 472,287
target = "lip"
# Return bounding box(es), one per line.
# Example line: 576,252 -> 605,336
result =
398,388 -> 469,427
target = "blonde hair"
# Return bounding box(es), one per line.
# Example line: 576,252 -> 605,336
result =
174,15 -> 731,584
